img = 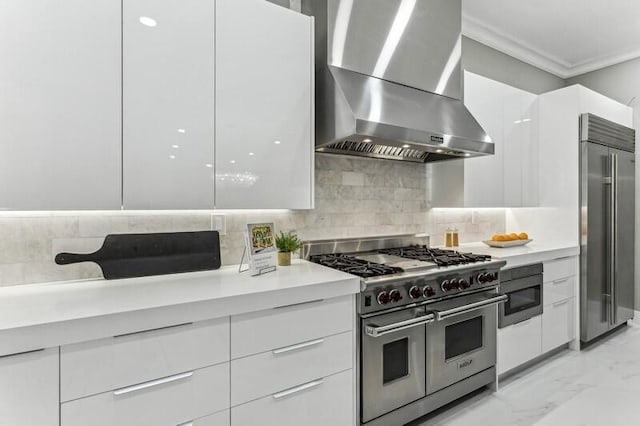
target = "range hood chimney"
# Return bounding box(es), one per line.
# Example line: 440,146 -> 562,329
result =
301,0 -> 493,163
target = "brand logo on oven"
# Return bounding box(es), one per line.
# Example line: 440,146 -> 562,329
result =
458,359 -> 473,369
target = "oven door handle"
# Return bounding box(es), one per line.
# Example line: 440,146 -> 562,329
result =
433,294 -> 508,321
365,313 -> 435,338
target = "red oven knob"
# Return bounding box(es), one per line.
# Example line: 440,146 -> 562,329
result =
377,291 -> 390,305
441,280 -> 451,292
477,273 -> 487,284
423,286 -> 436,297
409,286 -> 422,299
459,278 -> 470,289
449,279 -> 461,290
389,289 -> 402,303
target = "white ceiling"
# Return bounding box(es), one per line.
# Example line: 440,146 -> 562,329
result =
462,0 -> 640,78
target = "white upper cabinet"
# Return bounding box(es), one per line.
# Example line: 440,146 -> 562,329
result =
462,72 -> 538,207
537,84 -> 632,210
0,0 -> 122,210
122,0 -> 215,209
215,0 -> 314,209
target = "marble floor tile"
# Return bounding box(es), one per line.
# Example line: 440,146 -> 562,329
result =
409,323 -> 640,426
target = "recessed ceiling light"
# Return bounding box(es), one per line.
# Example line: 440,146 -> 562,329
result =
205,163 -> 213,168
363,138 -> 372,143
522,118 -> 531,122
139,16 -> 157,27
249,152 -> 255,156
274,140 -> 281,145
464,153 -> 471,157
177,128 -> 186,134
230,160 -> 236,164
169,155 -> 176,160
171,144 -> 179,149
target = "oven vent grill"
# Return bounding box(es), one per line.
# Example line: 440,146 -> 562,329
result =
323,140 -> 430,163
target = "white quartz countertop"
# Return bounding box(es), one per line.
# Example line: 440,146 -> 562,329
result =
0,260 -> 359,356
456,241 -> 579,268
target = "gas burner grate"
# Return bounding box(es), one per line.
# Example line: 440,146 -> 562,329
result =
309,253 -> 403,278
378,245 -> 491,267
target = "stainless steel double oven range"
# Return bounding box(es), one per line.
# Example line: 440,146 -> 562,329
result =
304,235 -> 507,426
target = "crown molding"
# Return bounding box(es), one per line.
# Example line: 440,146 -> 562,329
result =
463,13 -> 640,79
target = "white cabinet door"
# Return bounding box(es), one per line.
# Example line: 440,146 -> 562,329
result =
0,348 -> 59,426
231,370 -> 353,426
0,0 -> 121,210
462,72 -> 537,208
497,315 -> 542,375
123,0 -> 215,209
542,298 -> 575,353
215,0 -> 314,209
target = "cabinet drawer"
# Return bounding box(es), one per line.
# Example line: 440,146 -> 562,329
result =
192,410 -> 229,426
544,275 -> 575,305
61,318 -> 229,401
544,257 -> 577,283
543,298 -> 575,353
0,348 -> 59,426
498,315 -> 542,375
62,363 -> 229,426
231,296 -> 353,359
231,369 -> 353,426
231,331 -> 352,406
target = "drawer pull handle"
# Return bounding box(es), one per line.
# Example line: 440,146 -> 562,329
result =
553,300 -> 570,308
274,299 -> 324,310
272,379 -> 324,399
553,278 -> 570,285
272,338 -> 324,354
113,371 -> 194,396
114,322 -> 193,339
0,348 -> 45,359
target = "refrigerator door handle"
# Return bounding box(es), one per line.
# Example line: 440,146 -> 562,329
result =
610,153 -> 618,325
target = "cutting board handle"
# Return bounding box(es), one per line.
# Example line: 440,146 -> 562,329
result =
55,252 -> 98,265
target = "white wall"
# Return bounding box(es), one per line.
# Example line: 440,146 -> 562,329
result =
462,37 -> 565,95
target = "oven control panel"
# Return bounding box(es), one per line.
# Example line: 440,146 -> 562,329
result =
359,268 -> 502,315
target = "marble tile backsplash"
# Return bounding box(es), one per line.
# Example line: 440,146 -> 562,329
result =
426,209 -> 506,247
0,154 -> 504,287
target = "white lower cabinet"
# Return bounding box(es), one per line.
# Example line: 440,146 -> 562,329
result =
231,331 -> 352,406
498,315 -> 542,375
499,258 -> 578,376
231,296 -> 353,359
61,363 -> 229,426
230,295 -> 355,425
542,298 -> 575,353
231,370 -> 353,426
0,348 -> 59,426
61,318 -> 230,401
51,296 -> 355,426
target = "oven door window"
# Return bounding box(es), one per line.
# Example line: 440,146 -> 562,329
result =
505,285 -> 541,315
445,316 -> 483,360
383,338 -> 409,383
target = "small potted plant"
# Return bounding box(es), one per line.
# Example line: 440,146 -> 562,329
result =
274,230 -> 302,266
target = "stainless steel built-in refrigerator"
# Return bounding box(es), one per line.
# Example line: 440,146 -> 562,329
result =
580,113 -> 636,344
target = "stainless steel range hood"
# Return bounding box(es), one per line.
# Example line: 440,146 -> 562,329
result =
301,0 -> 493,163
